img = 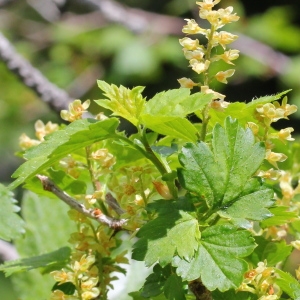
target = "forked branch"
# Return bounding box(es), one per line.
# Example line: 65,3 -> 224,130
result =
37,175 -> 127,229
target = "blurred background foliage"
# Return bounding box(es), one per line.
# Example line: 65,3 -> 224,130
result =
1,0 -> 300,299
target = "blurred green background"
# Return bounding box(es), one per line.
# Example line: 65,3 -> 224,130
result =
1,0 -> 300,299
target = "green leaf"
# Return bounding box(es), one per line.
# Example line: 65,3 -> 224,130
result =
143,89 -> 213,117
132,201 -> 200,267
139,89 -> 212,142
172,224 -> 256,291
142,264 -> 170,298
209,90 -> 292,128
178,117 -> 273,226
0,183 -> 25,241
129,291 -> 167,300
95,80 -> 146,126
141,115 -> 198,142
275,269 -> 300,299
164,274 -> 186,300
218,179 -> 274,228
260,206 -> 298,228
52,282 -> 76,295
250,237 -> 292,266
9,191 -> 76,300
0,247 -> 71,277
211,289 -> 256,300
9,118 -> 119,190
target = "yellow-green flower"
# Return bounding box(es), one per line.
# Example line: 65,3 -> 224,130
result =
215,69 -> 235,84
61,99 -> 90,122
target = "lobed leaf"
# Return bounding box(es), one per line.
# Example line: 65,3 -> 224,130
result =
9,118 -> 119,190
172,224 -> 256,291
132,201 -> 200,267
178,117 -> 273,226
0,183 -> 25,241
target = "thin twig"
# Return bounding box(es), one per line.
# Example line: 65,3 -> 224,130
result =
0,31 -> 74,113
37,175 -> 127,229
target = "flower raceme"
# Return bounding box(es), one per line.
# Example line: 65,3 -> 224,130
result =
178,0 -> 240,94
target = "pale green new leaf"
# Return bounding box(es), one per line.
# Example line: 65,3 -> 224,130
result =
209,90 -> 291,128
132,202 -> 200,267
0,184 -> 25,241
141,115 -> 198,142
0,247 -> 71,277
178,117 -> 273,226
140,89 -> 212,142
172,224 -> 256,291
143,88 -> 213,117
9,118 -> 119,190
95,80 -> 146,126
260,206 -> 298,228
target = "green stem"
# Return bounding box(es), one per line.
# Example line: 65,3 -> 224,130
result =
85,146 -> 109,215
200,104 -> 211,142
115,132 -> 178,199
141,128 -> 178,199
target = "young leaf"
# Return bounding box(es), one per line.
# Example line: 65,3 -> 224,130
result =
250,237 -> 292,266
0,247 -> 71,277
209,90 -> 292,128
139,89 -> 212,142
260,206 -> 298,228
140,115 -> 198,142
132,201 -> 200,267
95,80 -> 146,126
9,118 -> 119,190
178,117 -> 273,226
275,269 -> 300,299
0,183 -> 25,241
143,88 -> 213,117
172,224 -> 256,292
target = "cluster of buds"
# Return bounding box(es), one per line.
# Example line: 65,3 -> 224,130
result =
61,99 -> 90,122
50,254 -> 100,300
19,120 -> 59,150
178,0 -> 240,104
239,261 -> 280,299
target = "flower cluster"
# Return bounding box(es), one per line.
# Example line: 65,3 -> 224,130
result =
251,97 -> 298,170
19,120 -> 59,150
239,261 -> 280,299
50,254 -> 100,300
178,0 -> 240,102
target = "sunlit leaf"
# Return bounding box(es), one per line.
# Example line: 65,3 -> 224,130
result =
173,224 -> 256,291
9,118 -> 119,190
96,80 -> 146,126
178,117 -> 273,226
